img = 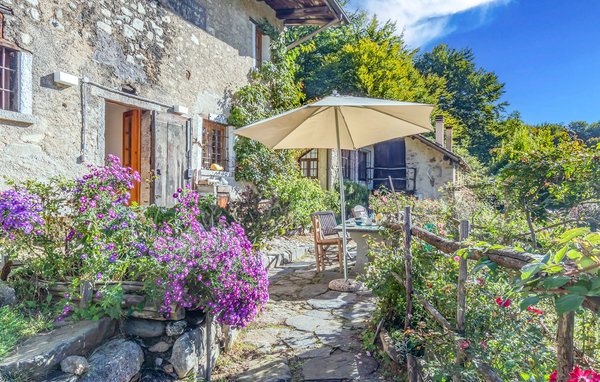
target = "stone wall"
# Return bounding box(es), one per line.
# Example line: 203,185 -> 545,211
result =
0,312 -> 225,381
405,137 -> 455,199
0,0 -> 280,188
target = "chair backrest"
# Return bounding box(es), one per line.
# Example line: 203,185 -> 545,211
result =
311,211 -> 337,236
352,205 -> 368,219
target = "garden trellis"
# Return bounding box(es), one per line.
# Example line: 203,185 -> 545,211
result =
384,188 -> 599,381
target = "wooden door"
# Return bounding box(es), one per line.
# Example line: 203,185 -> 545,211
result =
153,112 -> 191,207
373,138 -> 406,191
123,109 -> 141,205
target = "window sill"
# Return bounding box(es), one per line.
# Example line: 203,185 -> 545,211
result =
200,169 -> 233,178
0,109 -> 36,125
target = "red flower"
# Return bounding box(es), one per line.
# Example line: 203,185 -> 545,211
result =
461,340 -> 470,350
568,366 -> 600,381
527,306 -> 543,315
550,367 -> 600,382
477,278 -> 484,286
453,256 -> 460,262
495,297 -> 511,307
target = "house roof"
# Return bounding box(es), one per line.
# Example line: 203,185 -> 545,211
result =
262,0 -> 349,26
409,134 -> 471,172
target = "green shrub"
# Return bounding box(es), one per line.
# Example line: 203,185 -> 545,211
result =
335,180 -> 370,217
266,174 -> 339,232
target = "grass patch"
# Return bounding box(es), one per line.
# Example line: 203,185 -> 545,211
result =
0,304 -> 53,360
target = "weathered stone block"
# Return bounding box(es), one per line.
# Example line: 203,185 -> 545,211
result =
80,339 -> 143,382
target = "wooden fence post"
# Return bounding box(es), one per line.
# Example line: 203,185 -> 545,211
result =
404,206 -> 413,330
404,206 -> 418,382
453,220 -> 470,382
556,311 -> 574,381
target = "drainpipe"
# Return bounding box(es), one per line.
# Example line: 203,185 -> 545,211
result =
80,77 -> 88,162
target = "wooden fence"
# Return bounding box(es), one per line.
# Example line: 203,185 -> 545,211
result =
384,188 -> 596,381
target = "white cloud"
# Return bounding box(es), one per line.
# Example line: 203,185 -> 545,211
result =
357,0 -> 510,47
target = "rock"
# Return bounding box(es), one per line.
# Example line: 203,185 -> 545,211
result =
297,346 -> 332,359
0,317 -> 117,378
43,373 -> 79,382
60,355 -> 89,376
169,327 -> 204,378
185,310 -> 205,326
164,364 -> 174,374
299,283 -> 329,298
307,291 -> 357,310
302,351 -> 360,380
328,278 -> 366,292
166,320 -> 187,336
155,358 -> 163,367
279,329 -> 317,350
123,318 -> 164,338
236,357 -> 291,382
315,328 -> 360,352
0,282 -> 16,307
149,341 -> 171,353
285,314 -> 342,333
242,327 -> 279,353
80,339 -> 143,382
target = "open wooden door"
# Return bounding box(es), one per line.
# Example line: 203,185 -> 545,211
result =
123,109 -> 141,205
153,112 -> 192,207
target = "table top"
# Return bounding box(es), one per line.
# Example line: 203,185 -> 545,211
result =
333,222 -> 382,232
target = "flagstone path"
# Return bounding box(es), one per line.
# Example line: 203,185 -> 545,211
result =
213,257 -> 392,381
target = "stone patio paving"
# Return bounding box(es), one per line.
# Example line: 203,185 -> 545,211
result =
213,255 -> 391,382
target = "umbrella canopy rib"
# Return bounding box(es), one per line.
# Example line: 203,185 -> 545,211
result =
337,107 -> 356,150
272,106 -> 330,149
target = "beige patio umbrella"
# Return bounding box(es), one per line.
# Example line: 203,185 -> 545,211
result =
234,93 -> 435,281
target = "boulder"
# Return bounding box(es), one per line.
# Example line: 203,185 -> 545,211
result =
80,338 -> 143,382
123,318 -> 164,338
169,328 -> 205,378
0,317 -> 117,378
149,341 -> 171,353
166,320 -> 187,336
0,281 -> 16,307
60,355 -> 89,376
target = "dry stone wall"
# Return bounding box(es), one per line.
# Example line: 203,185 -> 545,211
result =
0,0 -> 280,187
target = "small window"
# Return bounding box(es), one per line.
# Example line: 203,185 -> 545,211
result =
342,150 -> 352,179
255,27 -> 263,67
299,149 -> 318,179
202,120 -> 227,169
0,45 -> 19,112
358,150 -> 369,181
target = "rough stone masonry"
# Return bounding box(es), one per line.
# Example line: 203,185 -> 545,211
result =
0,0 -> 280,187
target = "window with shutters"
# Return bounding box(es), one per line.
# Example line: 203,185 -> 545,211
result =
202,119 -> 227,169
298,149 -> 318,179
358,150 -> 369,181
342,150 -> 352,180
0,45 -> 18,112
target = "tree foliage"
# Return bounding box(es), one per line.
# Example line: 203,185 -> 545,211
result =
229,36 -> 305,187
415,44 -> 507,163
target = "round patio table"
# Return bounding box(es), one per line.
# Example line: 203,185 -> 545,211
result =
333,222 -> 383,274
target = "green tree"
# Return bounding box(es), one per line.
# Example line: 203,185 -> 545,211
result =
229,34 -> 305,187
415,44 -> 507,163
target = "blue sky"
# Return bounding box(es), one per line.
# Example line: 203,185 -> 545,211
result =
348,0 -> 600,125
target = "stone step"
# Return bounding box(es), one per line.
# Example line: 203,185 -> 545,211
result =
0,317 -> 117,379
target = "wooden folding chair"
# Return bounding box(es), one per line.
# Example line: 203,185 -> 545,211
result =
311,211 -> 351,273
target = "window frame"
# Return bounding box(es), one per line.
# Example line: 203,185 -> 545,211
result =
202,119 -> 228,169
358,150 -> 369,181
298,149 -> 318,179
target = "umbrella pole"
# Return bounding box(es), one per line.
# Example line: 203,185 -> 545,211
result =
335,107 -> 349,281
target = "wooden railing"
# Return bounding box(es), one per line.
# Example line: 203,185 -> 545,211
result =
383,183 -> 595,381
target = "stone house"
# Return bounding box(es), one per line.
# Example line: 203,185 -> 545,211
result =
0,0 -> 346,206
300,115 -> 470,199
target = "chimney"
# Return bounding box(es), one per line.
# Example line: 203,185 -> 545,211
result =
435,115 -> 444,146
445,125 -> 453,152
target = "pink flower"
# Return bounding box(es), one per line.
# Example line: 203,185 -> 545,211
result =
495,297 -> 511,307
461,340 -> 470,350
527,306 -> 543,315
453,256 -> 460,262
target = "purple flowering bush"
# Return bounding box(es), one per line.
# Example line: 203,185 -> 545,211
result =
3,155 -> 269,328
150,190 -> 269,327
